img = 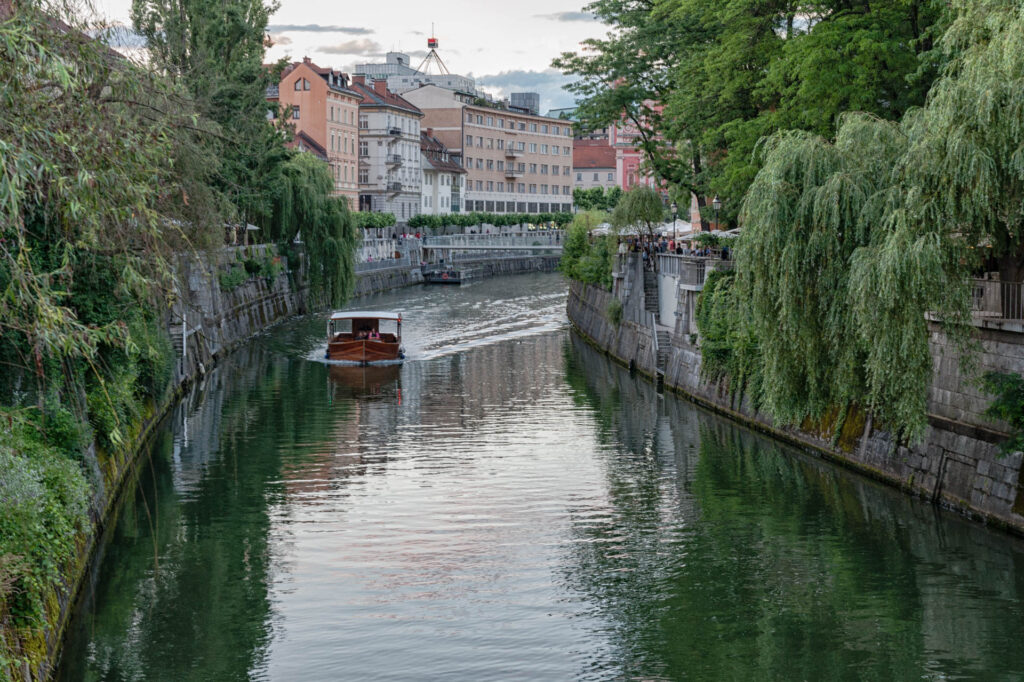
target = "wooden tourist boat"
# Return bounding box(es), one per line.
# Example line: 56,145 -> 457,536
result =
325,310 -> 404,364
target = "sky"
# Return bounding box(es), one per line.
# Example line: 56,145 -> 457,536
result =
91,0 -> 608,114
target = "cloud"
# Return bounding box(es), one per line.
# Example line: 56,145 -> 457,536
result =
534,11 -> 597,22
319,39 -> 385,57
90,24 -> 147,48
476,68 -> 577,114
268,34 -> 292,46
267,24 -> 372,34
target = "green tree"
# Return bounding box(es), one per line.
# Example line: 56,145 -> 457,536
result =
611,186 -> 665,242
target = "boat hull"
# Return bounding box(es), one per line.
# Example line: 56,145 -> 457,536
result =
327,339 -> 402,364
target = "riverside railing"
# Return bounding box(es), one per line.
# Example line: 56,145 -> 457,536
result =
971,278 -> 1024,320
657,254 -> 734,287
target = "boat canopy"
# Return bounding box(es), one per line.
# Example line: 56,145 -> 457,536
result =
330,310 -> 402,321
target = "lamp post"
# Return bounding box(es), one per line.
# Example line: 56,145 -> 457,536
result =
712,195 -> 721,232
670,201 -> 678,241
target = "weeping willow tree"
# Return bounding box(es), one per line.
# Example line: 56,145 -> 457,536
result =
735,0 -> 1024,440
738,114 -> 907,426
272,153 -> 359,307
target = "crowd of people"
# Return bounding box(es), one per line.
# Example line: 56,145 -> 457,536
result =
618,235 -> 730,270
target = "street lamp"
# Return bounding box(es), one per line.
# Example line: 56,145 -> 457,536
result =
712,195 -> 722,232
670,201 -> 678,241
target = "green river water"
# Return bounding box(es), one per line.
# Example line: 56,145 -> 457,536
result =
57,273 -> 1024,681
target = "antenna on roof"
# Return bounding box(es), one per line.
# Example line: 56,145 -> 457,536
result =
417,23 -> 450,75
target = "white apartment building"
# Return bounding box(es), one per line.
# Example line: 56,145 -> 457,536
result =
350,76 -> 424,222
420,131 -> 466,215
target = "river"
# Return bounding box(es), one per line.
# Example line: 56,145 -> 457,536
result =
57,272 -> 1024,681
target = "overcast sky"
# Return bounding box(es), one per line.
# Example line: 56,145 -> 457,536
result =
91,0 -> 606,113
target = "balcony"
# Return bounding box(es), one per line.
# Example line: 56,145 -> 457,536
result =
386,182 -> 402,193
504,167 -> 523,178
386,153 -> 403,166
388,127 -> 401,136
504,147 -> 521,158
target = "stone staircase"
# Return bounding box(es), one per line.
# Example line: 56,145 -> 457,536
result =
655,327 -> 671,374
644,270 -> 659,314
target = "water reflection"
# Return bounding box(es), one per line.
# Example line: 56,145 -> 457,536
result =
564,332 -> 1024,681
58,274 -> 1024,681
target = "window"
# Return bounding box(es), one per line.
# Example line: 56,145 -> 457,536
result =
553,146 -> 560,155
529,163 -> 537,173
487,117 -> 493,126
293,106 -> 300,120
608,172 -> 614,181
476,180 -> 483,190
497,139 -> 504,149
359,141 -> 368,157
552,166 -> 559,176
486,138 -> 494,149
359,169 -> 368,183
518,122 -> 526,131
498,182 -> 504,191
359,115 -> 368,129
497,160 -> 504,171
487,181 -> 494,191
540,164 -> 548,174
564,146 -> 570,155
476,159 -> 483,169
541,144 -> 548,154
293,78 -> 302,91
530,123 -> 537,132
518,183 -> 525,193
541,124 -> 548,134
529,184 -> 537,194
498,118 -> 504,128
304,79 -> 310,91
476,136 -> 483,147
476,115 -> 483,124
564,185 -> 571,195
486,160 -> 494,170
466,156 -> 472,167
553,126 -> 560,135
593,173 -> 599,181
576,172 -> 582,181
564,166 -> 571,175
541,184 -> 548,194
466,135 -> 473,147
467,112 -> 473,122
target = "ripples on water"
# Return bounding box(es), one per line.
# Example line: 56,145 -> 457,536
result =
58,274 -> 1024,681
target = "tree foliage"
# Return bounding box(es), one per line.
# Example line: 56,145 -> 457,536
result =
560,210 -> 615,289
555,0 -> 947,226
573,186 -> 623,212
733,0 -> 1024,440
611,186 -> 666,241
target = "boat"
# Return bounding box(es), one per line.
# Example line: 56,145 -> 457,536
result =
325,310 -> 404,364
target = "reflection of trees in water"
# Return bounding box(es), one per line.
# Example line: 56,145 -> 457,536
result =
58,346 -> 359,681
563,332 -> 1024,681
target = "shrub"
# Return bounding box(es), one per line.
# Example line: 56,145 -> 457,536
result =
607,298 -> 623,326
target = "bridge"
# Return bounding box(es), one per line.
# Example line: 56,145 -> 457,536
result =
355,231 -> 564,273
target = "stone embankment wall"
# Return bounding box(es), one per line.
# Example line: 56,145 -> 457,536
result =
567,268 -> 1024,535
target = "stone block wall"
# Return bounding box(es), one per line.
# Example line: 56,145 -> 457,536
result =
567,277 -> 1024,536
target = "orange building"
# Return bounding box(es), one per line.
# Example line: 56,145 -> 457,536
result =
269,58 -> 362,207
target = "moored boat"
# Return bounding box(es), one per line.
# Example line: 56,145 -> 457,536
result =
325,310 -> 404,364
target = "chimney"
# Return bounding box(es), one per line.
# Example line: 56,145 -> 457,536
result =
303,56 -> 311,64
373,79 -> 387,96
352,75 -> 365,86
426,127 -> 433,138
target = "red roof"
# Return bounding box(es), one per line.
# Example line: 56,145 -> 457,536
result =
573,142 -> 616,170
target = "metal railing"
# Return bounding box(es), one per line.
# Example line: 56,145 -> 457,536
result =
388,127 -> 401,136
971,278 -> 1024,320
355,254 -> 414,273
386,154 -> 403,165
386,182 -> 402,192
657,254 -> 735,287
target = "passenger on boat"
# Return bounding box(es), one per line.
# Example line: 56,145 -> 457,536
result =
369,329 -> 380,340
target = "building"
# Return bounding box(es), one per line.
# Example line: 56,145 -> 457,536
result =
349,76 -> 424,222
420,130 -> 466,215
354,51 -> 477,96
268,58 -> 362,206
510,92 -> 539,116
402,84 -> 575,216
573,140 -> 618,191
